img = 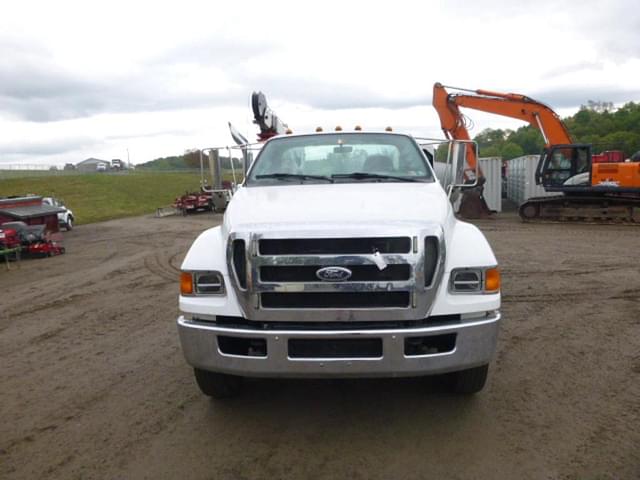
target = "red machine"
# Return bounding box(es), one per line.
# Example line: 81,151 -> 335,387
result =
592,151 -> 625,163
173,191 -> 212,214
0,226 -> 20,250
1,221 -> 65,257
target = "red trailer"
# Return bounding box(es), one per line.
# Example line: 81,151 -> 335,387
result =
0,196 -> 64,232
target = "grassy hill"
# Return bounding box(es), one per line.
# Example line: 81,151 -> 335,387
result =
0,171 -> 201,225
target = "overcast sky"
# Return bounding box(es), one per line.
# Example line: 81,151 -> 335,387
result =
1,0 -> 639,166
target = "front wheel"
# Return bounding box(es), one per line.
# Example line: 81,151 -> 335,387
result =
194,369 -> 243,398
448,364 -> 489,394
66,217 -> 73,231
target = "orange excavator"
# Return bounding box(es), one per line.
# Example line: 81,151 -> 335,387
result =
433,82 -> 640,223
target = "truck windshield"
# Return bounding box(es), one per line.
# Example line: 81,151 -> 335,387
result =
247,133 -> 434,185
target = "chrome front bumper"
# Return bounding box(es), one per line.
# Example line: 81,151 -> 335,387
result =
177,311 -> 500,378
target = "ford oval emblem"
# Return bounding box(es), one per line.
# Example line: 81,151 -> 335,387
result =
316,266 -> 353,282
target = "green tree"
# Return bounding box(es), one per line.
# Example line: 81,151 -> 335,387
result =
474,101 -> 640,158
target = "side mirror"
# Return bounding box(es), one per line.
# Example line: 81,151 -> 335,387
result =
446,141 -> 479,197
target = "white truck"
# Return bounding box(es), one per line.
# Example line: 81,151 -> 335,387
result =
177,131 -> 501,397
42,197 -> 75,231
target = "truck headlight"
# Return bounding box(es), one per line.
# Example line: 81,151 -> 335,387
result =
180,271 -> 225,296
449,267 -> 500,294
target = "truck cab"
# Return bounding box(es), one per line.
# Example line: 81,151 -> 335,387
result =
177,131 -> 500,397
42,197 -> 75,231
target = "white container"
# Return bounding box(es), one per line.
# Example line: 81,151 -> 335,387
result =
506,155 -> 556,205
433,157 -> 502,212
479,157 -> 502,213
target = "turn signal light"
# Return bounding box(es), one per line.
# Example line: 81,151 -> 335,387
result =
484,267 -> 500,293
180,271 -> 193,295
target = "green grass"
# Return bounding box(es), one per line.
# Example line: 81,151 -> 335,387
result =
0,171 -> 203,225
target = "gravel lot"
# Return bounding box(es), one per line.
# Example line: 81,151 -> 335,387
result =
1,211 -> 639,479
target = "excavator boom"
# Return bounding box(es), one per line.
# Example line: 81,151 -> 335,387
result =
433,83 -> 573,149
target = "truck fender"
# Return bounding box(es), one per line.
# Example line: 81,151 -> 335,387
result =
445,221 -> 497,271
181,226 -> 229,275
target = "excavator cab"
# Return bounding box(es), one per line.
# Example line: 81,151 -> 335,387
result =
536,144 -> 592,190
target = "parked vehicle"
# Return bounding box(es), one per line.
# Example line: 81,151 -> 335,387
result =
176,130 -> 501,398
0,221 -> 65,257
96,163 -> 107,172
42,197 -> 75,230
111,159 -> 125,170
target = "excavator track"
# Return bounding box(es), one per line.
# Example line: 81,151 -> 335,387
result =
519,195 -> 640,225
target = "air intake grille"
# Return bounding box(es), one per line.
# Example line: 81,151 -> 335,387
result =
261,292 -> 410,309
424,236 -> 439,287
260,264 -> 411,283
289,338 -> 383,358
232,239 -> 247,289
259,237 -> 411,255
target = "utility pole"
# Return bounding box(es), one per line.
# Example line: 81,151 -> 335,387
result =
127,148 -> 131,169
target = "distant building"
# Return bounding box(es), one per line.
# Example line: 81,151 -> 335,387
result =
76,157 -> 110,172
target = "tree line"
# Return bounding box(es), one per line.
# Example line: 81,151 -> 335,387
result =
138,149 -> 243,170
474,101 -> 640,159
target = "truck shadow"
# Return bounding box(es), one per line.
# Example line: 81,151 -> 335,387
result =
207,374 -> 482,419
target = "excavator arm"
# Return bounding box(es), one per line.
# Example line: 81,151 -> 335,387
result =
432,82 -> 574,180
433,83 -> 573,146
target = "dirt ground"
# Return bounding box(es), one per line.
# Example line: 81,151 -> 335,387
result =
1,211 -> 639,480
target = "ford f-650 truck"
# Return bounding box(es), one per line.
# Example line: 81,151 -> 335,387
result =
177,131 -> 501,398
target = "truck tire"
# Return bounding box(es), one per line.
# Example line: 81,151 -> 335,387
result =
449,364 -> 489,394
66,216 -> 73,231
194,368 -> 243,398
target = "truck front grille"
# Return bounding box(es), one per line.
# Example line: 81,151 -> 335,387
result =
261,292 -> 411,309
228,228 -> 444,322
259,237 -> 411,255
260,264 -> 411,283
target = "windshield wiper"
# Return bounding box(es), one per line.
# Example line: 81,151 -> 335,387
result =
331,172 -> 419,182
255,173 -> 334,183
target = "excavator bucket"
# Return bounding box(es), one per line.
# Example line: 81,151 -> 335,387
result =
458,187 -> 493,219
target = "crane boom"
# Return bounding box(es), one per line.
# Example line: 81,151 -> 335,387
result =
251,91 -> 288,141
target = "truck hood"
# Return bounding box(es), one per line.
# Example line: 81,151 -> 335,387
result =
223,182 -> 451,232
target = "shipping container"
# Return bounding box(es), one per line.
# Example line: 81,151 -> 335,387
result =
505,155 -> 556,205
479,157 -> 502,212
432,157 -> 502,212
